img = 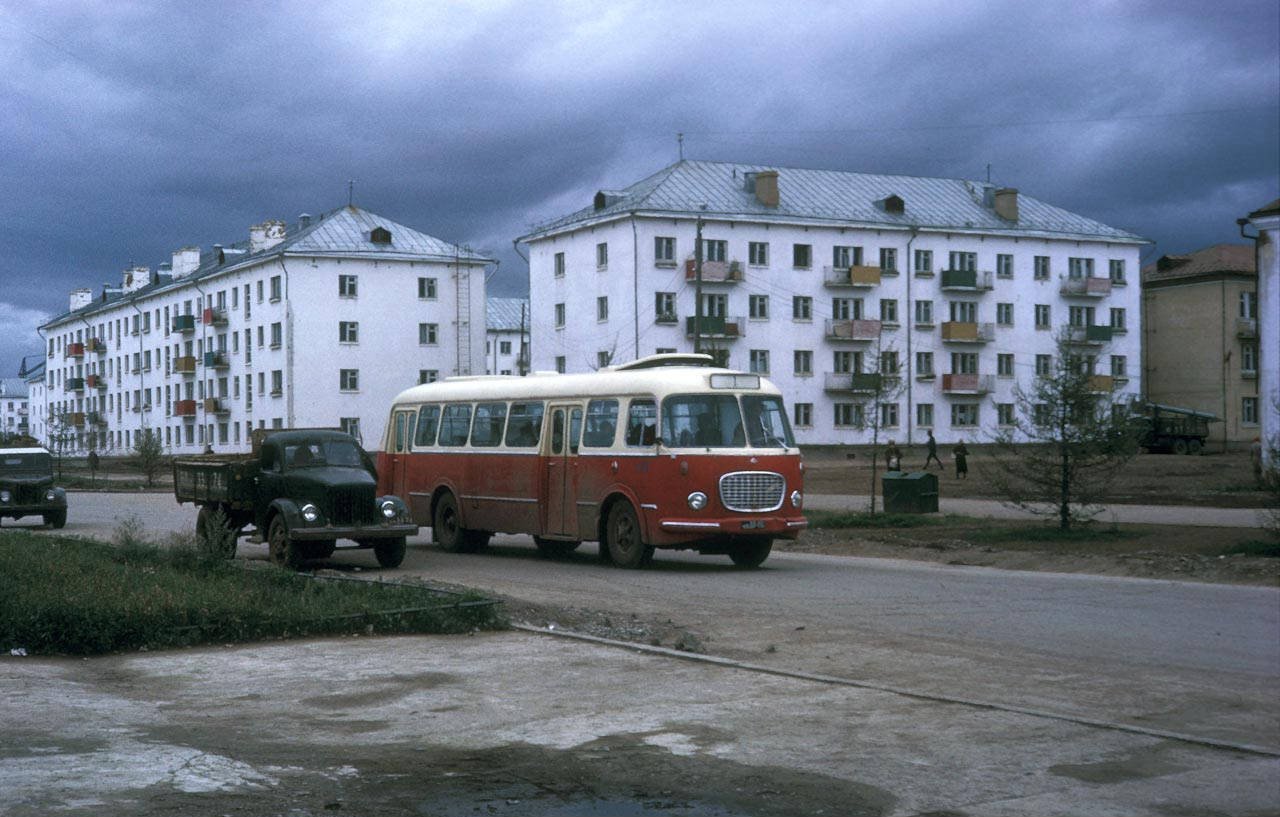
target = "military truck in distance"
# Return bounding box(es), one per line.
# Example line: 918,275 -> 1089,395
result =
173,429 -> 416,569
1130,402 -> 1217,455
0,447 -> 67,528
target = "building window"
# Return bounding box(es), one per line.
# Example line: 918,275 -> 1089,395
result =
418,277 -> 437,299
499,340 -> 512,355
997,253 -> 1013,279
270,322 -> 282,348
748,349 -> 770,374
271,370 -> 283,395
833,245 -> 862,268
418,323 -> 438,345
914,249 -> 933,275
1034,256 -> 1050,280
951,403 -> 979,427
915,300 -> 934,325
1109,259 -> 1126,284
339,321 -> 358,343
1110,307 -> 1127,332
880,299 -> 898,324
1111,355 -> 1127,378
597,296 -> 609,322
702,239 -> 727,263
554,303 -> 565,328
949,301 -> 976,323
948,251 -> 977,271
655,292 -> 676,321
833,350 -> 859,373
1036,354 -> 1052,375
749,294 -> 770,319
997,403 -> 1015,426
793,402 -> 813,427
338,275 -> 358,297
749,241 -> 769,266
655,236 -> 676,266
1243,396 -> 1258,425
554,252 -> 565,278
1035,304 -> 1051,329
880,247 -> 898,273
793,244 -> 812,268
880,403 -> 899,428
916,351 -> 934,377
792,296 -> 812,321
555,356 -> 565,373
419,369 -> 438,384
881,350 -> 899,375
917,403 -> 933,427
1068,257 -> 1093,279
996,302 -> 1014,326
340,417 -> 361,439
794,350 -> 812,376
1240,291 -> 1257,319
597,350 -> 612,368
1242,343 -> 1257,375
834,403 -> 863,427
339,369 -> 358,391
596,242 -> 608,269
832,297 -> 863,320
1069,305 -> 1095,327
269,275 -> 282,301
998,353 -> 1014,377
951,352 -> 978,374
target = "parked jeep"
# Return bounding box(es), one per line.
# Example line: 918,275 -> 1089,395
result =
0,447 -> 68,528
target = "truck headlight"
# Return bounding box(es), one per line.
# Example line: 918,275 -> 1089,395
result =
300,503 -> 320,523
45,490 -> 58,502
380,500 -> 398,519
687,491 -> 707,511
0,490 -> 9,503
791,490 -> 803,508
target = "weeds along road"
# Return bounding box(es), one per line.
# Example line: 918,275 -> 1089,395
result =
21,490 -> 1280,759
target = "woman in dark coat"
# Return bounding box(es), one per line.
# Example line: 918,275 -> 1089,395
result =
953,440 -> 969,479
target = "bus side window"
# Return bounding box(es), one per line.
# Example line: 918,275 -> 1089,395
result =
625,398 -> 657,446
415,405 -> 441,447
471,402 -> 508,447
505,401 -> 544,447
582,399 -> 618,447
394,413 -> 406,452
551,409 -> 565,454
569,408 -> 583,454
439,404 -> 472,447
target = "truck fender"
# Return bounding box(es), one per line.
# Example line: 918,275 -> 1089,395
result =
375,495 -> 410,522
47,486 -> 67,505
265,498 -> 304,533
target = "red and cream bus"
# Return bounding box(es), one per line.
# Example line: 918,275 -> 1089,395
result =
377,354 -> 805,568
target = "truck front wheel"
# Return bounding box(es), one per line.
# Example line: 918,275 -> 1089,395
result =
268,515 -> 304,570
374,537 -> 407,568
43,510 -> 66,530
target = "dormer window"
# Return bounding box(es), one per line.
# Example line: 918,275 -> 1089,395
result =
878,194 -> 905,214
370,226 -> 392,245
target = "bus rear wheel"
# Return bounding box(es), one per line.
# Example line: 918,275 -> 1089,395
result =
605,501 -> 653,569
729,538 -> 773,569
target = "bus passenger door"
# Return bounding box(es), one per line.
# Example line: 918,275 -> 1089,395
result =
543,404 -> 582,538
389,409 -> 415,498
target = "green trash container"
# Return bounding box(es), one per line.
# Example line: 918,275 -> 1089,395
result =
882,471 -> 939,514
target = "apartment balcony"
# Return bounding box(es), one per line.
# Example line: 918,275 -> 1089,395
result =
1088,374 -> 1115,393
823,265 -> 881,288
65,342 -> 84,359
940,321 -> 995,343
940,269 -> 993,292
66,377 -> 85,392
84,337 -> 105,354
174,399 -> 198,418
202,307 -> 229,326
86,374 -> 106,390
86,411 -> 106,427
684,259 -> 742,283
1237,317 -> 1258,339
172,314 -> 196,333
204,351 -> 229,369
942,373 -> 994,395
1066,325 -> 1114,345
1060,276 -> 1112,298
203,398 -> 230,415
68,412 -> 86,428
655,312 -> 679,326
685,315 -> 743,339
824,318 -> 882,342
174,356 -> 198,375
824,372 -> 884,393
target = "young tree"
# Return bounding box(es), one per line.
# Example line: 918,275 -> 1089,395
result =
852,334 -> 906,514
132,426 -> 165,487
986,329 -> 1140,529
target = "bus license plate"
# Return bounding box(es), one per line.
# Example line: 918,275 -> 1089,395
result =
740,520 -> 765,530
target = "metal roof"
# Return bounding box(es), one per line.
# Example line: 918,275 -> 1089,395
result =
519,159 -> 1146,244
43,205 -> 494,328
486,297 -> 529,332
0,378 -> 29,399
1142,243 -> 1256,284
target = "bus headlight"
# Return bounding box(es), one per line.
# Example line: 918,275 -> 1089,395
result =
0,490 -> 10,503
300,503 -> 320,523
791,490 -> 803,509
687,491 -> 707,511
380,500 -> 398,519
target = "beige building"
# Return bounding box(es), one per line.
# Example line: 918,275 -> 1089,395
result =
1142,244 -> 1259,449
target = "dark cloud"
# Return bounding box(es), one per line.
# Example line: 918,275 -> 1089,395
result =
1,0 -> 1276,370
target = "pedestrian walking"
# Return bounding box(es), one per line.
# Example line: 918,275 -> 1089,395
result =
954,439 -> 969,479
884,439 -> 902,471
923,430 -> 943,470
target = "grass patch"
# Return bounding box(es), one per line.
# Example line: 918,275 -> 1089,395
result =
0,530 -> 506,656
963,524 -> 1141,544
1222,540 -> 1280,558
804,510 -> 948,530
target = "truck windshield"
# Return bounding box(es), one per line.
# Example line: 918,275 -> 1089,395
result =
284,440 -> 364,469
1,453 -> 52,471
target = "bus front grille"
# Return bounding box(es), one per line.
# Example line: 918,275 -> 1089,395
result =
719,471 -> 785,512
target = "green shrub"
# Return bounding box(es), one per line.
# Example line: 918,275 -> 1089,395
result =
804,510 -> 946,529
1222,540 -> 1280,558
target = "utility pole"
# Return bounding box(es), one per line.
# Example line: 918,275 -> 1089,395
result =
694,206 -> 706,354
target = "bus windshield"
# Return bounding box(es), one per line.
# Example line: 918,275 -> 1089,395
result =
741,395 -> 795,448
662,394 -> 792,448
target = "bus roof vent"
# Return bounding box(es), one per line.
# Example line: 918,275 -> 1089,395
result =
615,353 -> 715,371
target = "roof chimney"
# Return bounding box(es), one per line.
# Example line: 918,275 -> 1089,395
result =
69,288 -> 92,312
993,188 -> 1019,221
298,213 -> 312,228
754,170 -> 779,207
250,220 -> 287,253
171,246 -> 201,278
121,266 -> 150,294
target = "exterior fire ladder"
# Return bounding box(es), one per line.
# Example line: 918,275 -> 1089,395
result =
454,248 -> 473,376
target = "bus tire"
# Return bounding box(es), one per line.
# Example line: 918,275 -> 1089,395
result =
729,538 -> 773,569
605,501 -> 653,569
374,537 -> 407,568
433,492 -> 468,553
534,537 -> 580,558
1173,438 -> 1189,455
268,515 -> 304,570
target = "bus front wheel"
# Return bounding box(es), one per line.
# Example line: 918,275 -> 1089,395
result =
433,493 -> 467,553
605,501 -> 653,569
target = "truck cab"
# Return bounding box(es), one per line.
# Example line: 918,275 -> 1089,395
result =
0,447 -> 67,529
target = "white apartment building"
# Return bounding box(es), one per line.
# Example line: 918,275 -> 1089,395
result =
485,297 -> 529,376
0,378 -> 30,441
1245,198 -> 1280,467
38,205 -> 490,455
519,160 -> 1145,445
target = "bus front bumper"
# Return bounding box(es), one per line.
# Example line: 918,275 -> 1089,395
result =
656,515 -> 807,541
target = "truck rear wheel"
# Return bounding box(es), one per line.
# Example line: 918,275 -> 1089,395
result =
374,537 -> 406,568
1188,438 -> 1203,455
268,515 -> 304,570
1173,438 -> 1189,455
196,506 -> 238,559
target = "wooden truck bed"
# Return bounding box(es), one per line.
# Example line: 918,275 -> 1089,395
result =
172,456 -> 259,508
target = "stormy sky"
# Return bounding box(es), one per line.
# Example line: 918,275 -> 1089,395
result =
1,0 -> 1277,373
